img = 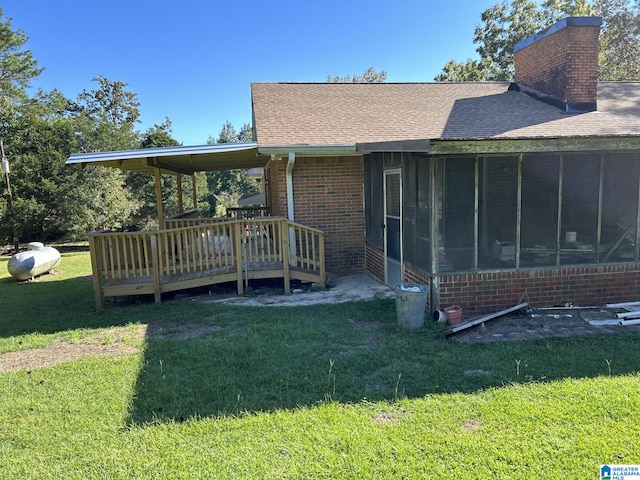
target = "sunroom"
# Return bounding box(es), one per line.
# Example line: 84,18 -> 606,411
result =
364,142 -> 640,313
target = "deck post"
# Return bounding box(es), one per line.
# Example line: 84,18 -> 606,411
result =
234,221 -> 244,295
154,167 -> 164,229
150,234 -> 161,303
191,174 -> 198,210
88,234 -> 103,311
282,220 -> 291,294
318,232 -> 326,287
177,174 -> 183,213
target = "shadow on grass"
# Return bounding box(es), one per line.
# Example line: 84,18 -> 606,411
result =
126,298 -> 640,426
0,253 -> 172,338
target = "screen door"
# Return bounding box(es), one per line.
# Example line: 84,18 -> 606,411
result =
384,170 -> 402,286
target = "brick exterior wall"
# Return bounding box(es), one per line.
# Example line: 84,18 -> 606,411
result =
514,19 -> 600,109
366,241 -> 640,315
266,159 -> 286,217
267,156 -> 365,275
403,263 -> 430,288
365,241 -> 385,282
439,265 -> 640,315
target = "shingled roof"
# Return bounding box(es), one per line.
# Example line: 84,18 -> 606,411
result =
251,82 -> 640,147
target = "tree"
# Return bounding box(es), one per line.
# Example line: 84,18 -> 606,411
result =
434,0 -> 595,81
68,76 -> 141,152
597,0 -> 640,80
0,8 -> 42,103
127,119 -> 208,229
2,88 -> 141,241
205,122 -> 259,216
207,120 -> 253,144
0,9 -> 44,245
435,59 -> 490,82
327,67 -> 388,83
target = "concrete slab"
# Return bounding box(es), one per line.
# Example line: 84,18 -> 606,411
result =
208,274 -> 396,306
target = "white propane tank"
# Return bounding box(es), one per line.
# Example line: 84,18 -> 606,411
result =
7,242 -> 61,281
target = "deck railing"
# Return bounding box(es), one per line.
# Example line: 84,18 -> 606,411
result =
88,217 -> 325,310
163,216 -> 229,230
226,206 -> 270,219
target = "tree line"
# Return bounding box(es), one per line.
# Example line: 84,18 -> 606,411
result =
1,1 -> 638,248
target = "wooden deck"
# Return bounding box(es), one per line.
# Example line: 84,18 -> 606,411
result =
88,217 -> 325,310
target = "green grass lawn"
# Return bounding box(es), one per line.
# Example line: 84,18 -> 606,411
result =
0,249 -> 639,478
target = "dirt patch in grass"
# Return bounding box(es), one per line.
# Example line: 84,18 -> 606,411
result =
0,340 -> 138,373
0,321 -> 226,374
462,419 -> 483,431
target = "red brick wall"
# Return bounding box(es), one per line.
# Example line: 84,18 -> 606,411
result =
365,241 -> 384,282
266,159 -> 286,217
514,20 -> 600,107
267,156 -> 365,275
439,265 -> 640,315
366,239 -> 640,315
404,263 -> 430,288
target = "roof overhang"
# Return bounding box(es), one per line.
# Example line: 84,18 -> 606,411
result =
258,144 -> 358,158
356,139 -> 431,153
66,143 -> 268,175
430,136 -> 640,155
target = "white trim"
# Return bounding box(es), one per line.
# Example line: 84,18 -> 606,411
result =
66,143 -> 259,165
258,144 -> 357,157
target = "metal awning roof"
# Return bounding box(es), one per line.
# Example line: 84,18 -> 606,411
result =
66,143 -> 268,175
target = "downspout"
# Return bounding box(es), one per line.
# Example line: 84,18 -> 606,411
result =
286,152 -> 295,222
286,152 -> 296,264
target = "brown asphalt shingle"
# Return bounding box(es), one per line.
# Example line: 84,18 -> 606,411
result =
251,82 -> 640,146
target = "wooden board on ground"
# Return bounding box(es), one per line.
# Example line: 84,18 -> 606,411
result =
444,303 -> 529,336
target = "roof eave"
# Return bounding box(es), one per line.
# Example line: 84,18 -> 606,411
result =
431,135 -> 640,155
65,143 -> 265,175
258,144 -> 358,157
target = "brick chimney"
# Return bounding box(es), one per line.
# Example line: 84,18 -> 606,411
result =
511,17 -> 602,112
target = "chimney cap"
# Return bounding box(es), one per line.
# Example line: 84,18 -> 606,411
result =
514,16 -> 602,53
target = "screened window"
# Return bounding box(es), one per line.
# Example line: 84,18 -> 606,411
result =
436,157 -> 475,272
560,154 -> 600,265
600,154 -> 639,263
364,154 -> 383,248
520,155 -> 560,267
478,157 -> 518,270
402,154 -> 431,271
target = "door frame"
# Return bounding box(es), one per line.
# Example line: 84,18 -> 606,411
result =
383,169 -> 403,286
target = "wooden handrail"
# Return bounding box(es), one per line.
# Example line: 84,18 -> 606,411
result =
163,216 -> 229,230
226,206 -> 270,219
88,218 -> 325,309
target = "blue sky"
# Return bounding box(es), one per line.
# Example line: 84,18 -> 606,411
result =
1,0 -> 498,146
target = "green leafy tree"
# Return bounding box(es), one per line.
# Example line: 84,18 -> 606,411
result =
434,0 -> 603,81
327,66 -> 388,83
68,75 -> 141,152
2,88 -> 140,241
205,121 -> 259,216
0,8 -> 42,103
127,119 -> 208,229
61,77 -> 142,234
0,9 -> 43,244
207,120 -> 253,144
